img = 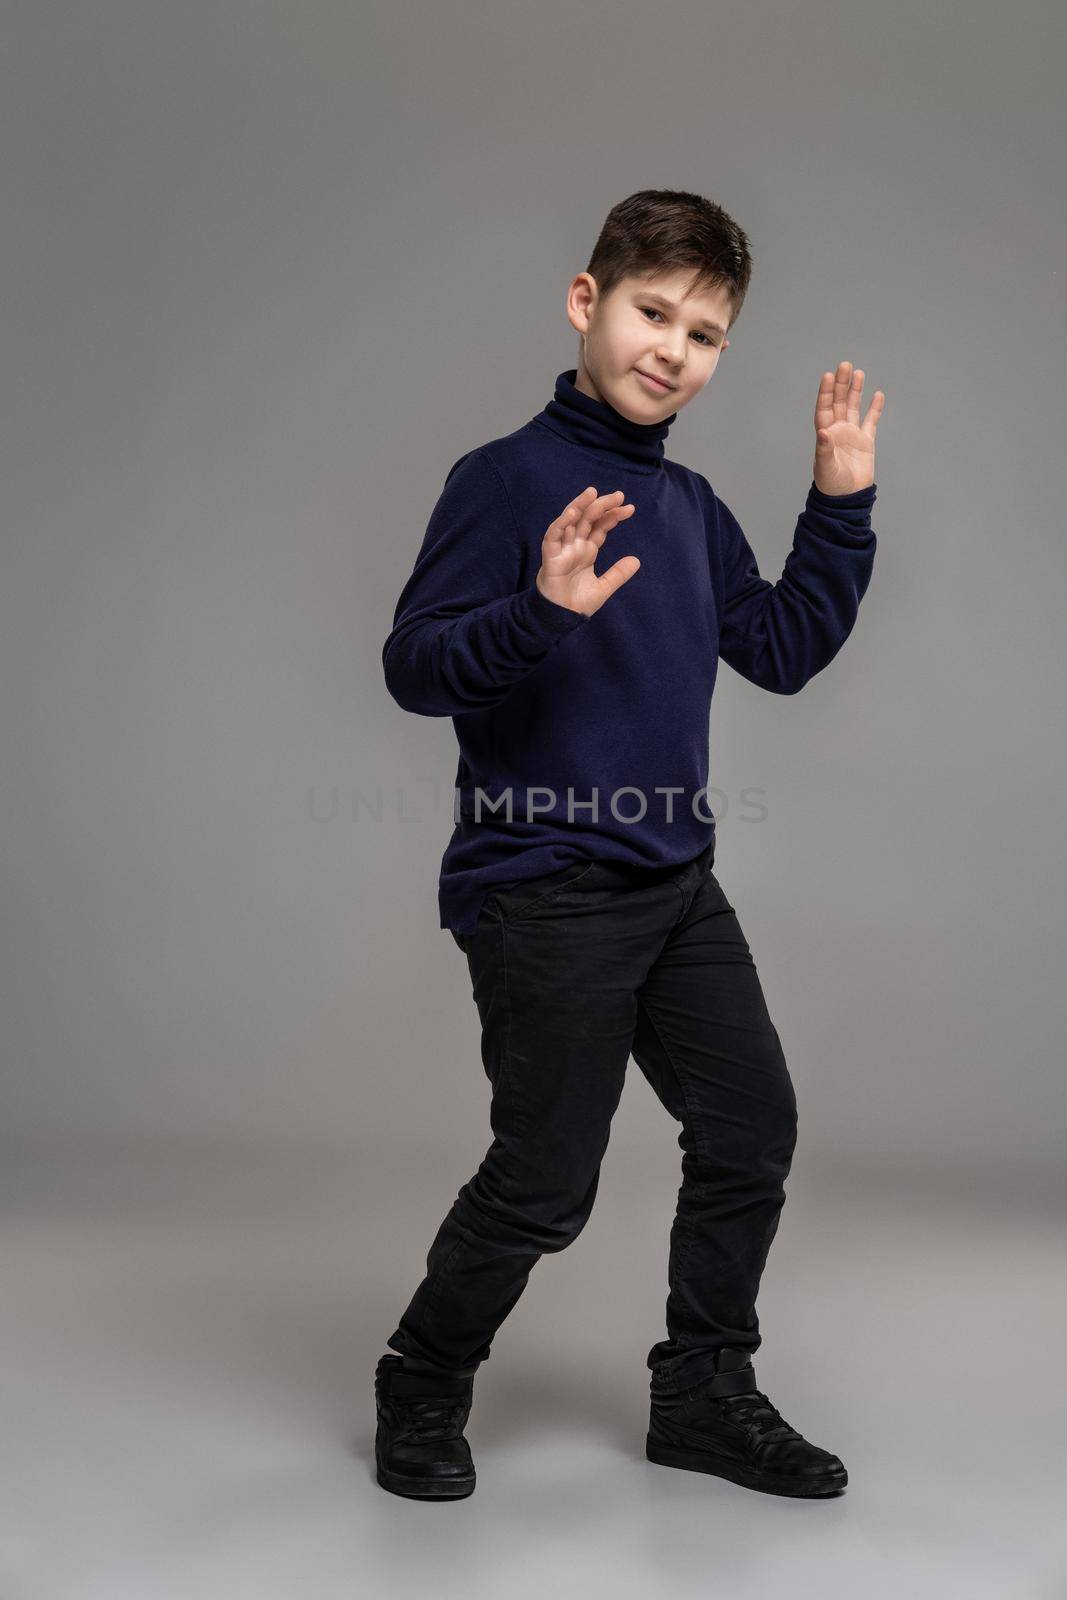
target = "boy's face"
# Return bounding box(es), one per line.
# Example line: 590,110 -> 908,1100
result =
566,268 -> 733,420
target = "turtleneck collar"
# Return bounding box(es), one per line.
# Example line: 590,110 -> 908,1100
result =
533,368 -> 676,471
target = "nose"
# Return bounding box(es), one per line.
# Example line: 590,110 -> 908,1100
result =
655,335 -> 686,370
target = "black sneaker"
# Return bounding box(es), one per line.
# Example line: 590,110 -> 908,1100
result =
374,1354 -> 477,1499
646,1349 -> 848,1498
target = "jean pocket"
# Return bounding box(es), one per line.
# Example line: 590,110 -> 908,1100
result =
490,860 -> 597,926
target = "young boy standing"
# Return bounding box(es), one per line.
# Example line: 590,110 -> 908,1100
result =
375,189 -> 884,1501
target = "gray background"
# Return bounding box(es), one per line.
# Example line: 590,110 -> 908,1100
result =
3,2 -> 1065,1596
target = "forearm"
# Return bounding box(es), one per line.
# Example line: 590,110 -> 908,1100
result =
382,582 -> 588,717
718,482 -> 876,694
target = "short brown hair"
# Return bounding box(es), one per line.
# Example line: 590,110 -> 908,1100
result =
585,188 -> 752,328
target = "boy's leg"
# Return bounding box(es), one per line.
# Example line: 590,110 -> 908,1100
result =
631,866 -> 799,1397
384,860 -> 683,1374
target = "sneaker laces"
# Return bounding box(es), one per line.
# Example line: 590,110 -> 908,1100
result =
395,1396 -> 470,1443
707,1387 -> 801,1444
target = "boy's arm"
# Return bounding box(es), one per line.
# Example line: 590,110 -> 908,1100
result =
382,448 -> 588,717
705,478 -> 877,695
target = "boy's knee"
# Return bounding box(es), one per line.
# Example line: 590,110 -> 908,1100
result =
763,1032 -> 798,1159
535,1172 -> 603,1252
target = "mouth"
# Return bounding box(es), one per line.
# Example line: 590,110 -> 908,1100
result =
635,369 -> 676,393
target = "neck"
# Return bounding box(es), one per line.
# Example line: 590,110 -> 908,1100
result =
534,368 -> 676,470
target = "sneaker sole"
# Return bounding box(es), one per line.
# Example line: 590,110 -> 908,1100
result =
376,1457 -> 476,1500
646,1434 -> 847,1498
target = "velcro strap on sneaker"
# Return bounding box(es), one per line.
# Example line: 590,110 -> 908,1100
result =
390,1369 -> 474,1398
697,1366 -> 758,1399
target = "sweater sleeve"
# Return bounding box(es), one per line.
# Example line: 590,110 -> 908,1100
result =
382,447 -> 589,717
709,478 -> 877,695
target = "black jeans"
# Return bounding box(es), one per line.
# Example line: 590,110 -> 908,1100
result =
384,842 -> 799,1396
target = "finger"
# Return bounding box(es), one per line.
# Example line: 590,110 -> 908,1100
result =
545,510 -> 575,553
833,361 -> 852,422
558,486 -> 600,528
563,486 -> 599,514
575,488 -> 626,540
563,487 -> 597,538
862,390 -> 886,438
550,488 -> 598,549
589,503 -> 636,546
595,554 -> 641,603
846,368 -> 864,427
814,369 -> 836,433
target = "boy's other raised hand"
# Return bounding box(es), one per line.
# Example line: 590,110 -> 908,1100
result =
536,487 -> 638,617
812,360 -> 885,496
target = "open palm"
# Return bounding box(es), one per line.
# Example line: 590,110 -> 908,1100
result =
813,360 -> 885,495
536,486 -> 638,617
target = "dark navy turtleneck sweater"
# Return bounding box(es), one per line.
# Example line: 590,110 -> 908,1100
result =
383,368 -> 877,935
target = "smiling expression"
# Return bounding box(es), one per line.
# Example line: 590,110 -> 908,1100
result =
566,268 -> 734,420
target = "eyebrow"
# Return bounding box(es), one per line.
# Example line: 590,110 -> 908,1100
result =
639,291 -> 727,337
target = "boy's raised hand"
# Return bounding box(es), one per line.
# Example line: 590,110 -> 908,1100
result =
813,360 -> 886,495
536,487 -> 638,617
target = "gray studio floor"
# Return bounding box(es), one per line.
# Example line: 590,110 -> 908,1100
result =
3,1141 -> 1064,1600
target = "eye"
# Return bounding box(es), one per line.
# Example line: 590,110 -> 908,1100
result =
640,307 -> 717,347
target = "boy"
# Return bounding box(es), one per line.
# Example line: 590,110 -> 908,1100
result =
375,189 -> 884,1500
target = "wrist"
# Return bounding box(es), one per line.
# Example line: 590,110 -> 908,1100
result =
809,478 -> 877,506
535,572 -> 584,616
526,579 -> 589,633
